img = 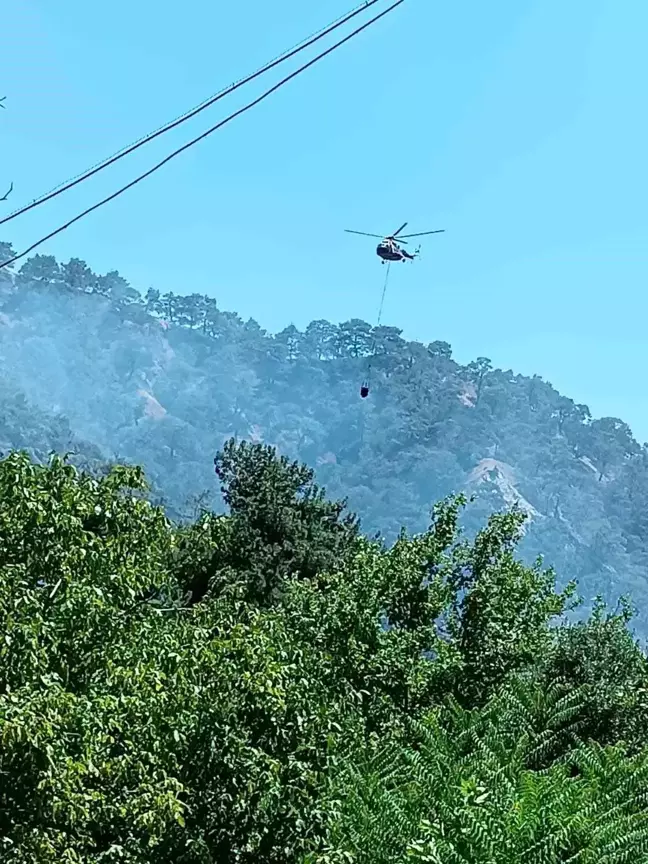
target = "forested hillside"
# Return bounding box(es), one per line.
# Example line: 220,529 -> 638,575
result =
2,239 -> 648,632
3,240 -> 648,859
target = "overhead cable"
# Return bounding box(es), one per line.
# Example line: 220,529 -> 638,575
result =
1,0 -> 405,270
0,0 -> 385,228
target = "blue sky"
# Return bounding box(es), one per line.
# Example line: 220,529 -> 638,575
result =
2,0 -> 647,440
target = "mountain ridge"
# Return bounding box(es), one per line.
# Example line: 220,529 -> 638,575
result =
2,239 -> 648,634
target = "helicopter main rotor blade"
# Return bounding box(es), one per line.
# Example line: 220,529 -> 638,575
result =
399,229 -> 445,238
392,222 -> 408,237
344,229 -> 385,238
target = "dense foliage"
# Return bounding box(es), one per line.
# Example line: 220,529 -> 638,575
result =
1,240 -> 648,638
1,441 -> 648,862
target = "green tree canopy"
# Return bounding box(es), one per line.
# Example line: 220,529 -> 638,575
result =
2,444 -> 648,861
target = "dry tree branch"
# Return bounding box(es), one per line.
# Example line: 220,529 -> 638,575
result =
0,97 -> 9,200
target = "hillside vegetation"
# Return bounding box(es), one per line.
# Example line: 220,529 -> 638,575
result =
1,440 -> 648,861
2,240 -> 648,634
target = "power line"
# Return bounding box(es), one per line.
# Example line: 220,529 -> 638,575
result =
0,0 -> 405,270
0,0 -> 384,228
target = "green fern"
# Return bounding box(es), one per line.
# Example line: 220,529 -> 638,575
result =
309,676 -> 648,864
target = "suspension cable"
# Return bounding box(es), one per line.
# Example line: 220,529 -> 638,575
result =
0,0 -> 405,270
363,261 -> 392,391
375,262 -> 391,329
0,0 -> 386,228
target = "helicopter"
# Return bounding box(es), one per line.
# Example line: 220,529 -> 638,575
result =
345,222 -> 444,263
